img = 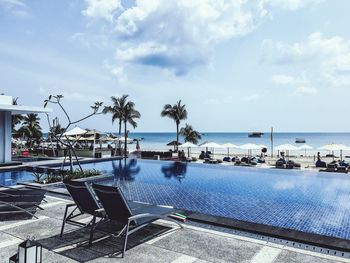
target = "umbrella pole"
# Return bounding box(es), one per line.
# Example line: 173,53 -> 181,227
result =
188,147 -> 190,158
341,149 -> 343,161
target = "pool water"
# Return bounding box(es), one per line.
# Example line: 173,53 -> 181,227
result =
81,159 -> 350,241
2,159 -> 350,241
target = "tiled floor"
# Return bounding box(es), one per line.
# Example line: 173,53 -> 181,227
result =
0,195 -> 349,263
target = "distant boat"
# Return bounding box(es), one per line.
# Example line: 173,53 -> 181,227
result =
248,132 -> 264,138
295,138 -> 306,143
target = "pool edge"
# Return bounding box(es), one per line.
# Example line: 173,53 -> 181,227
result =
185,211 -> 350,253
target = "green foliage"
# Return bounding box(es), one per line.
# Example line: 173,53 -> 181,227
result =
18,113 -> 43,147
180,123 -> 202,144
32,169 -> 101,184
161,100 -> 188,150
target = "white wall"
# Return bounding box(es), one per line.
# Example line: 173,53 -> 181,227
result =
0,111 -> 12,163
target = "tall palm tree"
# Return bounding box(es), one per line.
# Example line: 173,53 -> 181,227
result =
18,113 -> 42,147
103,95 -> 129,135
161,100 -> 188,151
180,124 -> 201,144
120,98 -> 141,157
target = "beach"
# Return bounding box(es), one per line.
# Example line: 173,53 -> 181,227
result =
124,132 -> 350,169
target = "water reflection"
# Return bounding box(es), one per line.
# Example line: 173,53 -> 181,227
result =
112,158 -> 141,182
161,161 -> 187,182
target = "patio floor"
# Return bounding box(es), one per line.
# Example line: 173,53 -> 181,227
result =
0,195 -> 349,263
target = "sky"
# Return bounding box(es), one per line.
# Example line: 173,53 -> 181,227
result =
1,0 -> 350,133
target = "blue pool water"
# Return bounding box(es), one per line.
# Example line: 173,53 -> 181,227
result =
82,159 -> 350,240
2,159 -> 350,241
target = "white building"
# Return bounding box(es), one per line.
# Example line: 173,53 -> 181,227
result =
0,95 -> 51,163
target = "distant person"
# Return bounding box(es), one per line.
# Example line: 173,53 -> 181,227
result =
316,151 -> 327,168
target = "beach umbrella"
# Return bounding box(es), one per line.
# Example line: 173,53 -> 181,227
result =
167,140 -> 182,151
319,143 -> 349,160
222,143 -> 238,156
275,144 -> 298,151
297,144 -> 313,156
275,144 -> 298,160
199,141 -> 223,156
179,142 -> 198,157
238,143 -> 262,157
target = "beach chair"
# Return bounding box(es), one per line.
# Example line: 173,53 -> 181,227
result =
91,184 -> 182,258
0,186 -> 46,219
60,179 -> 105,238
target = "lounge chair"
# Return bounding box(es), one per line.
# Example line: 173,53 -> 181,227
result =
91,184 -> 182,258
60,179 -> 105,238
223,157 -> 231,162
0,186 -> 46,219
275,160 -> 285,169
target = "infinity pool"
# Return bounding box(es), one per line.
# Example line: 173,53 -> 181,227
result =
2,159 -> 350,241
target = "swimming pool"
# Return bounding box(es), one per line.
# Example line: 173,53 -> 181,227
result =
2,159 -> 350,243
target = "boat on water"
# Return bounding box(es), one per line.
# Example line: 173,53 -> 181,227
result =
248,132 -> 264,138
295,138 -> 306,143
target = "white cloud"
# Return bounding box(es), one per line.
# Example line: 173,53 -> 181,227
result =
81,0 -> 323,78
271,74 -> 295,84
82,0 -> 122,21
263,32 -> 350,93
242,94 -> 261,102
261,0 -> 323,11
293,86 -> 318,96
0,0 -> 31,18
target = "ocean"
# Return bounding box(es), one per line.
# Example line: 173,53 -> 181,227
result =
126,132 -> 350,155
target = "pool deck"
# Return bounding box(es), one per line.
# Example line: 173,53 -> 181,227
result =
0,195 -> 349,263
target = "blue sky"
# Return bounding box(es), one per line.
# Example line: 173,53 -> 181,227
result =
1,0 -> 350,132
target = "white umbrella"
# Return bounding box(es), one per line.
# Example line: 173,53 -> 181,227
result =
199,142 -> 223,148
297,144 -> 313,156
238,143 -> 262,157
199,141 -> 223,156
275,144 -> 298,160
179,142 -> 198,148
179,142 -> 198,157
319,143 -> 349,160
63,127 -> 87,136
222,143 -> 238,156
239,143 -> 261,150
275,144 -> 298,151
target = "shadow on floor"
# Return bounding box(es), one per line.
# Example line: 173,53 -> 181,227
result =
38,222 -> 172,262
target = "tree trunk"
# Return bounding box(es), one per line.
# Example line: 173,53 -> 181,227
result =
176,122 -> 179,152
119,119 -> 122,135
124,121 -> 127,158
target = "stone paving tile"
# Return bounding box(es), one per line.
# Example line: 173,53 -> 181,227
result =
197,233 -> 263,263
88,243 -> 183,263
0,244 -> 18,263
3,217 -> 71,240
274,250 -> 343,263
153,227 -> 263,263
153,229 -> 215,257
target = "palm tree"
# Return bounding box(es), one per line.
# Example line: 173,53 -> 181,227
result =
18,113 -> 42,147
180,124 -> 201,144
49,123 -> 65,139
161,100 -> 188,151
11,97 -> 24,137
103,95 -> 129,135
120,97 -> 141,157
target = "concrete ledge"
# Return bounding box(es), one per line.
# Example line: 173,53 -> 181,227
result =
185,212 -> 350,254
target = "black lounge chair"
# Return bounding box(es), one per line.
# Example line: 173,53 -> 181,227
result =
0,186 -> 46,219
91,184 -> 182,258
60,179 -> 105,238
